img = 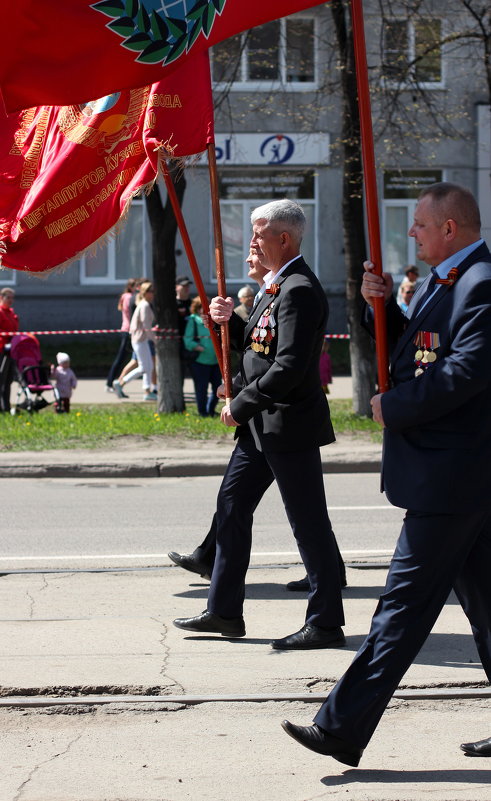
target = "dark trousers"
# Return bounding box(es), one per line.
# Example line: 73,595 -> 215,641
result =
106,332 -> 131,387
55,397 -> 71,413
189,361 -> 221,416
207,432 -> 345,628
314,509 -> 491,748
0,352 -> 13,412
193,512 -> 346,586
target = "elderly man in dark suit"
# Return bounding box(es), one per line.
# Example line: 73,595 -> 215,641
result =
173,199 -> 345,650
282,182 -> 491,765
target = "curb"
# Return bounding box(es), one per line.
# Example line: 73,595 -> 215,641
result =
0,458 -> 381,479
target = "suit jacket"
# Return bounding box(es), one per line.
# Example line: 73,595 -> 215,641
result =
229,256 -> 335,453
379,242 -> 491,513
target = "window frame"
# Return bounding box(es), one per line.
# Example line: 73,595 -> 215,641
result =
209,169 -> 319,283
212,15 -> 319,93
0,267 -> 16,286
382,16 -> 445,90
79,197 -> 150,285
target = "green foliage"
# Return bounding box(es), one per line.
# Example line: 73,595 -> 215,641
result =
0,399 -> 381,452
92,0 -> 223,65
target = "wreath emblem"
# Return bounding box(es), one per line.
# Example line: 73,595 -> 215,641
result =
92,0 -> 227,65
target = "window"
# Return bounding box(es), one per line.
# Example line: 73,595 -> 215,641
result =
382,169 -> 443,277
212,17 -> 316,88
215,169 -> 317,281
0,266 -> 16,286
383,18 -> 443,86
80,199 -> 151,284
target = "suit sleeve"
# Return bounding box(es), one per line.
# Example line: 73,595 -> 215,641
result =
230,282 -> 324,423
363,296 -> 406,355
382,275 -> 491,431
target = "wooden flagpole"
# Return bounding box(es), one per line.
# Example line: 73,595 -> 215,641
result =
161,161 -> 223,375
207,142 -> 233,403
350,0 -> 390,393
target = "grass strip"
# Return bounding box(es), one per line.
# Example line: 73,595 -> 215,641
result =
0,399 -> 381,452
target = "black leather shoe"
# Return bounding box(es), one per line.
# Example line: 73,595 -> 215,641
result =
168,551 -> 212,581
271,623 -> 345,650
286,574 -> 348,591
173,610 -> 245,638
460,736 -> 491,756
286,575 -> 311,591
281,721 -> 363,767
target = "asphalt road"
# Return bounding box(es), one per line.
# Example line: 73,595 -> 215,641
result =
0,473 -> 403,570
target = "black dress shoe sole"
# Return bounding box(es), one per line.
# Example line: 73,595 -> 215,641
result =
272,636 -> 346,650
281,721 -> 361,767
173,620 -> 245,638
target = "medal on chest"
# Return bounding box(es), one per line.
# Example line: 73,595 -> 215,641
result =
251,301 -> 276,354
414,331 -> 440,376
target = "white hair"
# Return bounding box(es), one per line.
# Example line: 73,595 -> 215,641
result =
238,286 -> 254,299
250,199 -> 306,244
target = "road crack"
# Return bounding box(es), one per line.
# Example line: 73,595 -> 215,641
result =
151,616 -> 185,696
13,733 -> 82,801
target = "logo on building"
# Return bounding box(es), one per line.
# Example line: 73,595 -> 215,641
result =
260,135 -> 295,165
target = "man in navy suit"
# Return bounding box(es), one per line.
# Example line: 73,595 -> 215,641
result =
173,199 -> 345,649
282,182 -> 491,765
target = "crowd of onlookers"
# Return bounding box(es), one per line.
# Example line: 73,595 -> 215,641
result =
105,275 -> 268,416
0,263 -> 421,416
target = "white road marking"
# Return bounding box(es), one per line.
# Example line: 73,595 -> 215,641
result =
0,549 -> 393,562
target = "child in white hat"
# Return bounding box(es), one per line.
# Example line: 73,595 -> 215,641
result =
51,352 -> 77,413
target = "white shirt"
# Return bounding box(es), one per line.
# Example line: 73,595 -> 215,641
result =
253,254 -> 302,307
405,239 -> 484,319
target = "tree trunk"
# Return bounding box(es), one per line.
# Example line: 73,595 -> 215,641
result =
331,0 -> 376,416
144,167 -> 186,413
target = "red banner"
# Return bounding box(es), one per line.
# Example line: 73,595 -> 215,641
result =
1,0 -> 327,113
0,52 -> 214,274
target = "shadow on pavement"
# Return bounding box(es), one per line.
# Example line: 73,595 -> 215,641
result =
174,583 -> 388,601
321,768 -> 491,786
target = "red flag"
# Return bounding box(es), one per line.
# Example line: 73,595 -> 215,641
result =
0,51 -> 214,273
1,0 -> 327,113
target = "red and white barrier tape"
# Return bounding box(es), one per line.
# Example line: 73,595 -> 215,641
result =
1,329 -> 350,339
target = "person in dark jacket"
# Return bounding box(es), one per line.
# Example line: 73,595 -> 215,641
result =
282,182 -> 491,766
173,199 -> 345,650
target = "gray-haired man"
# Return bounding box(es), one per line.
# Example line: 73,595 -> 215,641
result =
173,199 -> 345,649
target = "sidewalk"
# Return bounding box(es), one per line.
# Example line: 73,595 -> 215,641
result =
2,378 -> 490,799
1,565 -> 489,800
70,376 -> 355,405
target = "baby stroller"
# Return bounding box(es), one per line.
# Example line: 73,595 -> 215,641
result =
9,334 -> 60,413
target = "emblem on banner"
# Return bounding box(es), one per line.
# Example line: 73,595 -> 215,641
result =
92,0 -> 227,65
58,88 -> 149,153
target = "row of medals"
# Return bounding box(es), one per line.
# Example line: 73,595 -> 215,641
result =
414,332 -> 439,377
251,303 -> 276,355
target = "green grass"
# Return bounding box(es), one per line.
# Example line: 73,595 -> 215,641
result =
329,399 -> 382,440
0,399 -> 381,452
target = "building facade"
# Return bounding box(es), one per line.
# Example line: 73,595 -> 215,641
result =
2,2 -> 490,336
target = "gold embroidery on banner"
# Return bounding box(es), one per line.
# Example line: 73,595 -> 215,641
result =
19,109 -> 50,190
57,86 -> 150,154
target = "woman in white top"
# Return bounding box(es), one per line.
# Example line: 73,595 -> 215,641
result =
113,281 -> 157,401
